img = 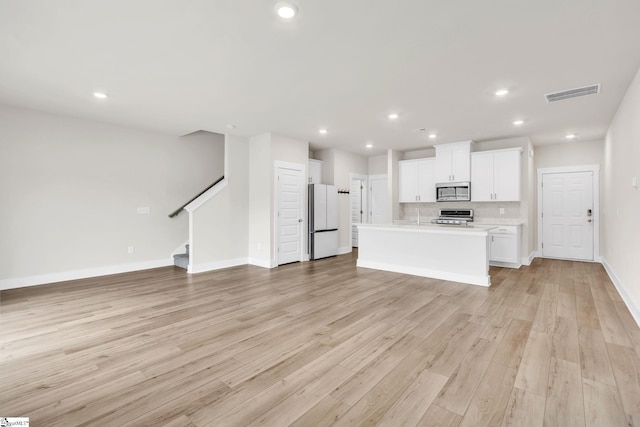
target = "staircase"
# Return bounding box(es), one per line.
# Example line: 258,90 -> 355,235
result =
173,244 -> 189,270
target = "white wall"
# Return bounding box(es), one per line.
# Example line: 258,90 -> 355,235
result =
315,149 -> 335,185
315,148 -> 368,252
388,150 -> 401,221
403,148 -> 435,160
271,133 -> 310,262
526,140 -> 536,261
535,139 -> 604,168
248,133 -> 272,265
534,139 -> 604,255
190,135 -> 249,272
367,155 -> 387,175
247,132 -> 309,267
0,106 -> 224,288
603,66 -> 640,323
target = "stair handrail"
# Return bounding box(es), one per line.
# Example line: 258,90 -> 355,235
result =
168,175 -> 225,218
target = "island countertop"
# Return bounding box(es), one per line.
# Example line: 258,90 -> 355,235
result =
357,222 -> 497,235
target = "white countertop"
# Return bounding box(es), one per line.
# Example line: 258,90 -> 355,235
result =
473,218 -> 525,225
357,222 -> 496,235
395,217 -> 525,226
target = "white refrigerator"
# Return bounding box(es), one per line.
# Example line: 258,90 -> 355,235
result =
308,184 -> 339,260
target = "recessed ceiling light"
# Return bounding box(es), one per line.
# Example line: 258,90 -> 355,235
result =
93,92 -> 108,99
275,2 -> 298,19
562,133 -> 579,142
495,89 -> 509,97
388,113 -> 399,120
318,128 -> 328,134
428,133 -> 438,139
365,143 -> 373,149
513,120 -> 524,126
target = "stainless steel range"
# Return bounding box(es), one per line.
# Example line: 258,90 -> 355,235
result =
432,209 -> 474,225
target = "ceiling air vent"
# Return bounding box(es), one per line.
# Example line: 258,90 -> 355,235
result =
545,84 -> 600,102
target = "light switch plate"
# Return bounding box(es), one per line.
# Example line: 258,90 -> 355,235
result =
632,177 -> 638,189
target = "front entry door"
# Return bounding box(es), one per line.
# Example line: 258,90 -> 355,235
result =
541,171 -> 594,261
277,167 -> 303,265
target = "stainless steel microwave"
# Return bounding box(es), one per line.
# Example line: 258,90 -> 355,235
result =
436,182 -> 471,202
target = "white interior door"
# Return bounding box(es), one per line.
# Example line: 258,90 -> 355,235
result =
277,167 -> 303,265
350,177 -> 367,247
369,175 -> 389,224
541,171 -> 594,261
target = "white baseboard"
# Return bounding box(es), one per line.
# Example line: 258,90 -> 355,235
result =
356,259 -> 490,287
521,251 -> 537,266
491,260 -> 521,269
0,259 -> 174,291
247,258 -> 274,269
602,257 -> 640,328
188,257 -> 249,274
337,246 -> 353,255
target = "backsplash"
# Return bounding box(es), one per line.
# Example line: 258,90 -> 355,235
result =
400,202 -> 522,221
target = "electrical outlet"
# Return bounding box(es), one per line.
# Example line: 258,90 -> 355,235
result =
127,246 -> 134,254
499,208 -> 505,215
137,207 -> 151,214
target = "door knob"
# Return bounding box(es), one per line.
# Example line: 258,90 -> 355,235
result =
587,219 -> 592,223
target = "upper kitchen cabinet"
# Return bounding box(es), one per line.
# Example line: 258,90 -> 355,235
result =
434,141 -> 474,183
399,158 -> 436,202
471,148 -> 522,202
308,159 -> 323,184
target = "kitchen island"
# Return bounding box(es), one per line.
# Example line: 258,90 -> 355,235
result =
356,223 -> 496,286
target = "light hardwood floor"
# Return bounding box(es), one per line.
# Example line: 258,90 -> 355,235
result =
2,253 -> 639,426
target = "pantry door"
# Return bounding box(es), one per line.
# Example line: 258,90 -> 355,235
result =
369,175 -> 390,225
276,163 -> 304,265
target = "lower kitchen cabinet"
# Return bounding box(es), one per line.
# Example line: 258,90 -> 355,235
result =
488,224 -> 521,268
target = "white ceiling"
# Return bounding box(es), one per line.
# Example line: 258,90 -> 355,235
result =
1,0 -> 639,155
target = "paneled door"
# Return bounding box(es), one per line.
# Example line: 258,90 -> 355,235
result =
277,166 -> 303,265
350,176 -> 367,247
369,175 -> 389,224
541,171 -> 594,260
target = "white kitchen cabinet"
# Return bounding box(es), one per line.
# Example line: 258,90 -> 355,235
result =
471,148 -> 522,202
434,141 -> 474,183
398,158 -> 436,203
308,159 -> 323,184
488,225 -> 521,267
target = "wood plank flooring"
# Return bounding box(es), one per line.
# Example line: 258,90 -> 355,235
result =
1,253 -> 639,426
